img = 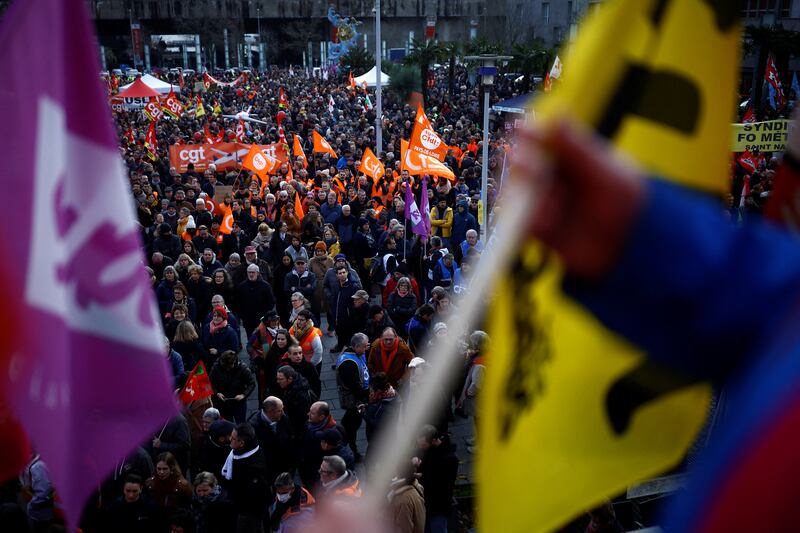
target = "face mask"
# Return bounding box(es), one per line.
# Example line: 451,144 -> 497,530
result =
276,492 -> 291,503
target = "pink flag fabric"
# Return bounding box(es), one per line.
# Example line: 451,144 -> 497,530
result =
0,0 -> 178,526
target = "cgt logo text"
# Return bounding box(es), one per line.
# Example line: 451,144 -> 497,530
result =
178,146 -> 207,163
420,128 -> 441,151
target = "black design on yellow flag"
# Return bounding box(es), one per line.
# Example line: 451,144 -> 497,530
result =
479,1 -> 740,531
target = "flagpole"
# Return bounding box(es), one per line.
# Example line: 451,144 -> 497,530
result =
375,0 -> 383,155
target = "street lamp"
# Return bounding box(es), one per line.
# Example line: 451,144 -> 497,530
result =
463,53 -> 511,241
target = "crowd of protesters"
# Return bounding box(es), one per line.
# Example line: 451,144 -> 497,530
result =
0,64 -> 517,533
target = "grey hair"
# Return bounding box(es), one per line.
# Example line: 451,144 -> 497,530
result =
322,455 -> 347,476
203,407 -> 221,420
350,332 -> 369,347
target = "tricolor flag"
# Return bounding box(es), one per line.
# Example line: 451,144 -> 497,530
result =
364,93 -> 373,111
0,0 -> 178,526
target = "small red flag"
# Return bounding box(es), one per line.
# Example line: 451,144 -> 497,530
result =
178,361 -> 214,404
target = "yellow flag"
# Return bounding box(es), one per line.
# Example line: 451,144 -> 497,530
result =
479,1 -> 740,532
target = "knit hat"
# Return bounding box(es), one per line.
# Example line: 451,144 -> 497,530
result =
334,253 -> 347,262
213,306 -> 227,319
314,241 -> 327,252
319,428 -> 342,446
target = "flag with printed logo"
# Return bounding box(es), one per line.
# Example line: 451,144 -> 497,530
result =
242,143 -> 278,180
162,91 -> 183,119
178,362 -> 213,404
360,146 -> 385,183
293,135 -> 308,169
145,121 -> 158,160
0,0 -> 178,526
480,1 -> 740,531
400,139 -> 455,182
409,105 -> 448,161
313,130 -> 338,158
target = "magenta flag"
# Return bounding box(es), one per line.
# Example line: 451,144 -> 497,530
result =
0,0 -> 178,526
419,176 -> 431,242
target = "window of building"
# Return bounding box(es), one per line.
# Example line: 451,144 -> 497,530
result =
740,0 -> 792,18
554,25 -> 563,42
567,0 -> 573,21
542,1 -> 550,25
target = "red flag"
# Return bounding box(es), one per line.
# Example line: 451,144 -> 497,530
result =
544,72 -> 552,92
294,190 -> 305,220
178,362 -> 213,404
236,119 -> 245,142
765,54 -> 786,110
178,69 -> 185,91
742,106 -> 755,124
279,86 -> 289,108
145,122 -> 158,160
125,128 -> 136,145
738,150 -> 757,174
203,72 -> 213,89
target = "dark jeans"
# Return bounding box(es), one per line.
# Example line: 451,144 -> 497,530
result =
341,407 -> 363,452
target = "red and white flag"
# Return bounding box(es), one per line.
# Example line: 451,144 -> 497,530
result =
236,118 -> 246,142
738,150 -> 757,174
0,0 -> 177,527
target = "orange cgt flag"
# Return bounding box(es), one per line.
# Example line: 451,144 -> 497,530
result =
293,135 -> 308,169
401,139 -> 456,182
360,147 -> 385,183
242,143 -> 278,180
409,105 -> 448,161
294,190 -> 305,220
313,130 -> 338,158
218,204 -> 234,235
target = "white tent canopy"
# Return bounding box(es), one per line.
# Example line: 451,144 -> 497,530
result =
120,73 -> 180,95
354,67 -> 390,87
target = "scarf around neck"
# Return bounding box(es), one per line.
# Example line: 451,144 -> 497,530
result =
380,337 -> 400,371
210,319 -> 228,334
221,445 -> 260,480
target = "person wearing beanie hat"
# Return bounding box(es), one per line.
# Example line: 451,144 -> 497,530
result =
196,419 -> 236,476
365,303 -> 396,343
153,221 -> 182,263
314,241 -> 327,253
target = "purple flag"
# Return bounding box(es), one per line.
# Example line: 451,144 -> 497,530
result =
419,176 -> 431,242
405,180 -> 428,238
0,0 -> 177,526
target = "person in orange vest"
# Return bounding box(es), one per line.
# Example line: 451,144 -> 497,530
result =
318,455 -> 361,501
288,309 -> 323,370
269,472 -> 315,532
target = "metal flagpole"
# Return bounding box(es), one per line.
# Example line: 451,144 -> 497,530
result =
375,0 -> 383,155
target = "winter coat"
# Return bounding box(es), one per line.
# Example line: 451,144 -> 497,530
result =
323,264 -> 362,302
201,324 -> 240,364
229,447 -> 270,516
387,479 -> 426,533
284,269 -> 317,302
331,281 -> 359,327
387,291 -> 418,330
429,205 -> 453,238
235,279 -> 276,329
451,201 -> 477,246
416,441 -> 458,516
367,337 -> 414,388
309,255 -> 334,313
279,375 -> 317,438
210,359 -> 256,399
251,412 -> 296,485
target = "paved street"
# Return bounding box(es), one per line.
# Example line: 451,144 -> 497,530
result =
240,314 -> 476,487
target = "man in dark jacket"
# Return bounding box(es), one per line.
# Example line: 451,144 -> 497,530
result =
251,396 -> 296,487
407,304 -> 435,354
299,401 -> 346,490
330,265 -> 359,353
235,264 -> 276,335
104,474 -> 156,532
275,366 -> 316,441
192,225 -> 218,255
147,414 -> 191,475
451,200 -> 477,248
336,333 -> 371,456
414,425 -> 459,533
222,221 -> 249,261
365,304 -> 395,343
334,204 -> 357,257
225,423 -> 269,532
152,222 -> 182,261
199,247 -> 224,277
210,350 -> 256,423
283,257 -> 316,303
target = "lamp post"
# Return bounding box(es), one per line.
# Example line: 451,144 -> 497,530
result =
463,54 -> 511,240
375,0 -> 382,155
